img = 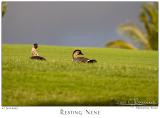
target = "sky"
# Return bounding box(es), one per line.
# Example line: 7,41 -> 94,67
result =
2,2 -> 146,47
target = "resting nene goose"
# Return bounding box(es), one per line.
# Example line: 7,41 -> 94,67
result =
30,43 -> 46,61
72,49 -> 97,63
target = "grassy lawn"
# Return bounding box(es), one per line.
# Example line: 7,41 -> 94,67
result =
2,44 -> 158,106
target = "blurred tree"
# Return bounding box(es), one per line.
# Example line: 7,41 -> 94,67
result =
106,2 -> 158,50
2,2 -> 6,17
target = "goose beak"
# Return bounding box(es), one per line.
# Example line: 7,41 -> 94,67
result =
79,51 -> 84,55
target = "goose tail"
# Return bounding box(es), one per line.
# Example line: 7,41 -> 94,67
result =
87,59 -> 97,63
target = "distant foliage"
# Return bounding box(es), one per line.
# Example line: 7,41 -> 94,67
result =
105,40 -> 136,50
2,2 -> 6,17
106,2 -> 158,50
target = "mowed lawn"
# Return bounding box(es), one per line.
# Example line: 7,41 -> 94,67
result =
2,44 -> 158,106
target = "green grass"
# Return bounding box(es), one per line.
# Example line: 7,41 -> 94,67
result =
2,44 -> 158,106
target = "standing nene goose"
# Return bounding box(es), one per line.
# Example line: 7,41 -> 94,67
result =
72,49 -> 97,63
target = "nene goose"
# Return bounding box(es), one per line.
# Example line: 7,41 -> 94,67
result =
30,43 -> 46,61
72,49 -> 97,63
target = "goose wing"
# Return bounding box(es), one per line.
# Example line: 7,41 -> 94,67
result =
73,57 -> 89,63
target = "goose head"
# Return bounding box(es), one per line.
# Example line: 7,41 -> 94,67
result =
72,49 -> 84,59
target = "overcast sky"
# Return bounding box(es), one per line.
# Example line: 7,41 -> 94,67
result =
2,2 -> 147,47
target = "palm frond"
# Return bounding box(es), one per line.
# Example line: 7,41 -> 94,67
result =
139,3 -> 158,50
2,2 -> 6,17
106,40 -> 137,50
118,23 -> 151,49
142,3 -> 158,25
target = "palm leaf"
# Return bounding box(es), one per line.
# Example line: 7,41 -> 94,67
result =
106,40 -> 137,49
2,2 -> 6,17
142,3 -> 158,25
118,23 -> 151,49
140,3 -> 158,34
139,3 -> 158,50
